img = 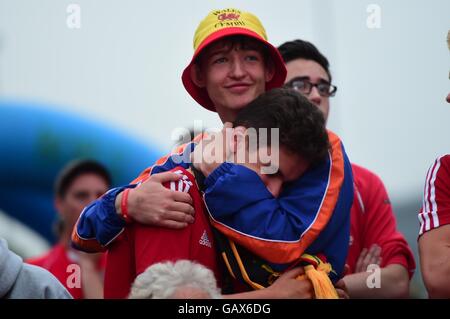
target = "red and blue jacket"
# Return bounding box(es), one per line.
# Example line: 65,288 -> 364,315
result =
72,131 -> 353,281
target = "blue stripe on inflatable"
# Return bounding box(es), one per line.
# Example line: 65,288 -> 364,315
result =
0,100 -> 162,243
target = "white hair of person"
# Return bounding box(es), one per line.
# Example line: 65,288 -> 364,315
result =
128,260 -> 222,299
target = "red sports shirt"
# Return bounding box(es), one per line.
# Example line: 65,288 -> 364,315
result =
346,164 -> 415,278
103,167 -> 220,299
26,244 -> 106,299
418,154 -> 450,236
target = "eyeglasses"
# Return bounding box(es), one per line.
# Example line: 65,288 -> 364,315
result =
285,77 -> 337,97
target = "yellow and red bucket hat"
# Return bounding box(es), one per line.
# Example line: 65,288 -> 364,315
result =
182,8 -> 287,111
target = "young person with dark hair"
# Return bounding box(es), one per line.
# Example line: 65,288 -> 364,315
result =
105,87 -> 349,299
27,159 -> 111,299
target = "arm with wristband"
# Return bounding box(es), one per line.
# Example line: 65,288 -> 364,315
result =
71,141 -> 199,252
73,130 -> 352,280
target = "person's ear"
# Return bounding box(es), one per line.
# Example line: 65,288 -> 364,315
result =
190,64 -> 206,88
265,60 -> 275,83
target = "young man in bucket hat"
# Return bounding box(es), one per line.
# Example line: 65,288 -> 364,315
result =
72,7 -> 289,251
72,8 -> 353,297
181,8 -> 286,119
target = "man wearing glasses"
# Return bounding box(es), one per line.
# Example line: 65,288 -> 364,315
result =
278,39 -> 415,298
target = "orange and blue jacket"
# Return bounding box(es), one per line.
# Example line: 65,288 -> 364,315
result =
72,131 -> 353,281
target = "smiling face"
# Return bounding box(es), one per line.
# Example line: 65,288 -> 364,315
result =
191,38 -> 274,122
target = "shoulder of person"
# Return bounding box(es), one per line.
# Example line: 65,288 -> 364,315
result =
11,263 -> 73,299
352,163 -> 385,186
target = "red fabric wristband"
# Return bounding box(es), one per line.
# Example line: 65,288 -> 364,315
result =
120,188 -> 132,223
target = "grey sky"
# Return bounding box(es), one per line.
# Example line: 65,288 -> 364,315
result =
0,0 -> 449,205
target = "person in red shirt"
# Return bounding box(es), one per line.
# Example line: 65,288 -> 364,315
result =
418,154 -> 450,298
105,166 -> 316,299
278,39 -> 415,298
418,31 -> 450,298
27,160 -> 110,299
104,167 -> 220,299
105,87 -> 339,299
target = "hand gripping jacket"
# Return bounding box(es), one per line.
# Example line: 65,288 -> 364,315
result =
72,131 -> 353,284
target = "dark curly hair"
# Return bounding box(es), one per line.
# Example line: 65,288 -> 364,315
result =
233,88 -> 330,165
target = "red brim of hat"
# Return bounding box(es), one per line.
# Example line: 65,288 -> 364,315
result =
182,27 -> 287,112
